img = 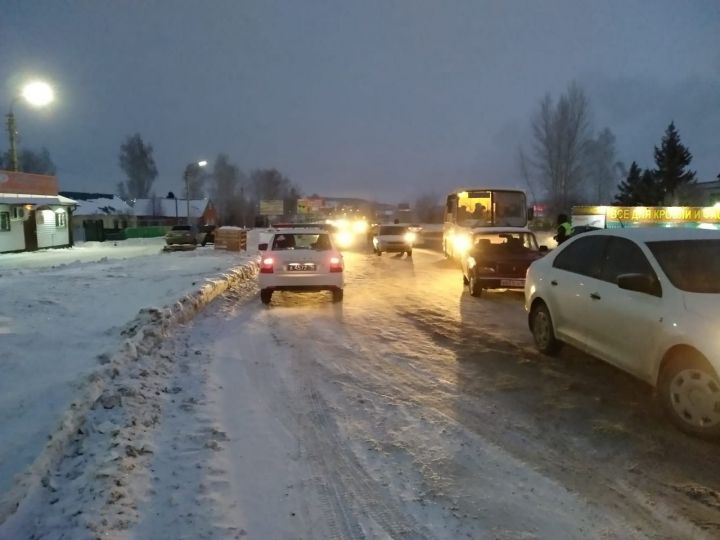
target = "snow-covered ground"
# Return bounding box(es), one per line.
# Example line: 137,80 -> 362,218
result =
0,239 -> 254,501
6,245 -> 720,539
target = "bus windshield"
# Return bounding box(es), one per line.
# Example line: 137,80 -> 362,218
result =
452,189 -> 527,227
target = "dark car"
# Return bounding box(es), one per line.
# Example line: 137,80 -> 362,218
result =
461,229 -> 547,297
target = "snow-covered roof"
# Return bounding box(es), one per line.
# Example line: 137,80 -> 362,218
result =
0,193 -> 77,206
73,195 -> 132,216
133,198 -> 209,218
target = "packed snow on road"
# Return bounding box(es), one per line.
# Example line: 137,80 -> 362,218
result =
2,243 -> 720,540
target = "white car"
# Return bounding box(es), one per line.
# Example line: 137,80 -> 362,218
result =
525,228 -> 720,438
258,228 -> 344,304
372,224 -> 416,256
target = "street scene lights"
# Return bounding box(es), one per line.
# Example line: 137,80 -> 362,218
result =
6,80 -> 55,171
184,160 -> 207,224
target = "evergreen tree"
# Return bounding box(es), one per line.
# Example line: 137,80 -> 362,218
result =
615,162 -> 662,205
653,122 -> 696,204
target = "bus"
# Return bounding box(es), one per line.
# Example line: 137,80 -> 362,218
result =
443,188 -> 531,258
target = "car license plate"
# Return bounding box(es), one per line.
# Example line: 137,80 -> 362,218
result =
500,279 -> 524,287
287,263 -> 316,271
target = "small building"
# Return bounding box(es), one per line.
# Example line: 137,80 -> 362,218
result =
133,197 -> 218,227
0,170 -> 77,254
60,191 -> 133,242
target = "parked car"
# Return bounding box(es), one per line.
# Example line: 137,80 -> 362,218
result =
372,224 -> 416,256
165,225 -> 199,246
461,228 -> 547,297
258,228 -> 344,304
525,228 -> 720,438
199,225 -> 217,245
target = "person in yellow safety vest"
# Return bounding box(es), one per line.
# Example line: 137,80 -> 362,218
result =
554,213 -> 572,245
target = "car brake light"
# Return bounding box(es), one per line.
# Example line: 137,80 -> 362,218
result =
329,256 -> 343,272
260,257 -> 274,273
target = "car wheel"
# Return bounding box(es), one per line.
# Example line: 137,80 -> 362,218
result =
659,353 -> 720,439
406,249 -> 412,257
332,289 -> 344,303
260,289 -> 273,305
376,250 -> 382,256
468,274 -> 482,297
530,301 -> 562,355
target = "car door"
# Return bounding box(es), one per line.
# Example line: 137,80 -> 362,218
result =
584,236 -> 664,378
547,235 -> 608,347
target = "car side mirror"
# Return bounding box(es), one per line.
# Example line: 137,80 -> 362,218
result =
539,245 -> 548,253
617,273 -> 660,296
258,243 -> 268,251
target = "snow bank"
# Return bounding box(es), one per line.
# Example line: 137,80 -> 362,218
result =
0,256 -> 258,526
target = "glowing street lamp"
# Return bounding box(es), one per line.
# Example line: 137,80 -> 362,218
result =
6,80 -> 55,171
184,160 -> 207,224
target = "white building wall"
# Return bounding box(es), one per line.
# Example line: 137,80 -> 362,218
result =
0,204 -> 26,252
36,207 -> 70,249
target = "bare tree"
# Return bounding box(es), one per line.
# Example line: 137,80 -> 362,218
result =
118,134 -> 158,199
585,128 -> 624,203
414,192 -> 443,223
530,82 -> 592,212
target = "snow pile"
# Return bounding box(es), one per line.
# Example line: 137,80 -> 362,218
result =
0,248 -> 259,526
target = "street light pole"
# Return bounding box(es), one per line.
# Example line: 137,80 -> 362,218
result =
184,160 -> 207,225
6,110 -> 18,171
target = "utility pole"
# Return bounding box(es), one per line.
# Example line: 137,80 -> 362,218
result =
184,165 -> 191,225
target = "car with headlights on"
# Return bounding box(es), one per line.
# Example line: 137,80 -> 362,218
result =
372,224 -> 416,256
525,228 -> 720,438
460,228 -> 546,296
258,228 -> 344,304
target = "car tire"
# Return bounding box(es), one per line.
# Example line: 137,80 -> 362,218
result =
376,250 -> 382,257
659,353 -> 720,439
468,274 -> 482,297
530,301 -> 562,355
332,289 -> 344,303
260,289 -> 273,305
406,249 -> 412,257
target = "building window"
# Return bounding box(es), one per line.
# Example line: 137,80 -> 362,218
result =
0,212 -> 10,232
11,207 -> 25,220
55,211 -> 67,228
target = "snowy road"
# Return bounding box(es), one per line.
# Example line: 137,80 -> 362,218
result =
9,246 -> 720,539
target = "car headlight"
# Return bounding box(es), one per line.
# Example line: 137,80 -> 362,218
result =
404,231 -> 417,244
477,266 -> 496,274
335,231 -> 353,248
453,235 -> 471,253
353,220 -> 369,234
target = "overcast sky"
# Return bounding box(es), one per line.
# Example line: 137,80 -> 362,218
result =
2,0 -> 718,203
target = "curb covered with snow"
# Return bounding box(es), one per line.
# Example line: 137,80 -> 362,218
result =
0,260 -> 259,526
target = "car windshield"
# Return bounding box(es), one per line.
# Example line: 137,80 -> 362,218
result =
378,226 -> 407,235
647,239 -> 720,293
272,233 -> 331,250
472,232 -> 538,253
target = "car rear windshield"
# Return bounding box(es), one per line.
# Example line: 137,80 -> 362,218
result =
272,233 -> 332,250
171,226 -> 192,231
472,232 -> 539,252
647,239 -> 720,293
378,226 -> 407,235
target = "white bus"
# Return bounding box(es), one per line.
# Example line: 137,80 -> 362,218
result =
443,188 -> 531,258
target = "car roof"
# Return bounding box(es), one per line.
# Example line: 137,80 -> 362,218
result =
272,228 -> 328,235
582,227 -> 720,242
471,227 -> 532,234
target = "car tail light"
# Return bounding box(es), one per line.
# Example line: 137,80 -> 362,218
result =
260,257 -> 274,273
329,256 -> 343,273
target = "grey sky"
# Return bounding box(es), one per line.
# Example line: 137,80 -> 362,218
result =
2,0 -> 718,203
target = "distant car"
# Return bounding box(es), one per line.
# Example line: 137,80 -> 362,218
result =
460,228 -> 546,297
258,228 -> 344,304
372,224 -> 416,256
525,228 -> 720,438
165,225 -> 198,246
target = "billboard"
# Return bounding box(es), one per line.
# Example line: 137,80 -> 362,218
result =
297,198 -> 324,214
259,199 -> 284,216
